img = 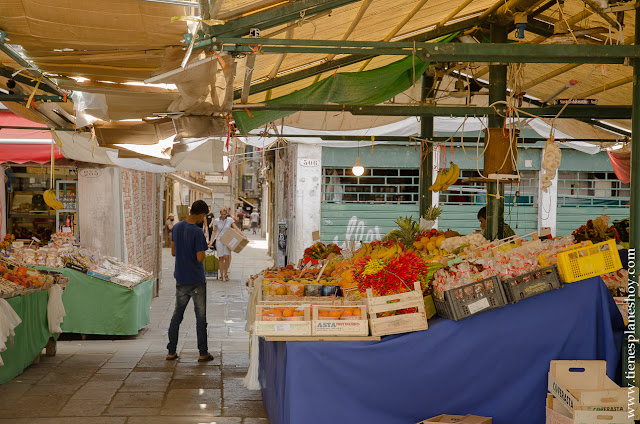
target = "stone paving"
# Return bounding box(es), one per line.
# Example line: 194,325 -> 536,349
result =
0,233 -> 273,424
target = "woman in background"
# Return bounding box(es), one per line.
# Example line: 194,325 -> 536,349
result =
210,208 -> 240,281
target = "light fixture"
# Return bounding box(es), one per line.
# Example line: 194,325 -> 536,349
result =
352,141 -> 365,176
352,156 -> 365,176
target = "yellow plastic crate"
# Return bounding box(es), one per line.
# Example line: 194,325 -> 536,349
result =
537,240 -> 592,267
557,239 -> 622,283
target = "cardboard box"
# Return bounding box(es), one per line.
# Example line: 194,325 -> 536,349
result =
546,394 -> 631,424
548,361 -> 638,422
418,414 -> 492,424
220,227 -> 249,253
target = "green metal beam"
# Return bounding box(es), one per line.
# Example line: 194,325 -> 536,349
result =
219,38 -> 639,63
247,133 -> 607,143
209,0 -> 363,38
0,94 -> 66,102
0,31 -> 66,97
419,72 -> 435,218
235,103 -> 633,119
486,23 -> 508,241
231,16 -> 481,100
0,67 -> 61,96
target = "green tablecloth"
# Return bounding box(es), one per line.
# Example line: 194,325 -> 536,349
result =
38,267 -> 153,336
0,290 -> 51,384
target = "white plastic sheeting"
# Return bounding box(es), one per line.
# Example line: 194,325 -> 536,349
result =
0,298 -> 22,367
239,116 -> 600,155
71,91 -> 109,128
47,285 -> 66,334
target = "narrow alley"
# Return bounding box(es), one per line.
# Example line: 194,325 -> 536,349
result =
0,233 -> 272,424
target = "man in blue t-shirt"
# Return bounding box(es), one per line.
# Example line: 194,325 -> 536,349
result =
167,200 -> 213,362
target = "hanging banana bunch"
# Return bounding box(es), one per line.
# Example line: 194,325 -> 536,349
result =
44,189 -> 64,210
43,137 -> 64,210
429,162 -> 460,192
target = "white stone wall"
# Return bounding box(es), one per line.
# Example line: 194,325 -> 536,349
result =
290,144 -> 322,265
78,165 -> 125,260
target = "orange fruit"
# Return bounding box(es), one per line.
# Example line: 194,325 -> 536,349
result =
342,308 -> 353,317
276,286 -> 287,295
352,308 -> 362,316
329,310 -> 342,318
318,309 -> 330,317
282,308 -> 293,317
293,310 -> 305,317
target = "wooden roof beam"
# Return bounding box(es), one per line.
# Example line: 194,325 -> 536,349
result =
359,0 -> 430,71
209,0 -> 364,38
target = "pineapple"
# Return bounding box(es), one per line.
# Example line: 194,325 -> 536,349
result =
383,216 -> 419,246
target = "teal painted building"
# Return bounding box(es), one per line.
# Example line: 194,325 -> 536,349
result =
320,143 -> 628,246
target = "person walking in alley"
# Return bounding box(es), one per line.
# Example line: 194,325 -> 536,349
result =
164,213 -> 175,247
250,209 -> 260,235
236,208 -> 245,232
167,200 -> 214,362
211,207 -> 241,281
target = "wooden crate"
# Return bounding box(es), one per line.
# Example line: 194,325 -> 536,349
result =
255,304 -> 311,337
548,360 -> 639,421
311,304 -> 369,336
365,281 -> 428,337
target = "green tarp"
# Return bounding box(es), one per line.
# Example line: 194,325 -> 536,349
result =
0,290 -> 50,384
233,35 -> 457,133
60,270 -> 153,336
37,267 -> 153,336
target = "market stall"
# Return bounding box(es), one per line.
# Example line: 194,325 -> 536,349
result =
6,232 -> 154,336
258,277 -> 622,424
0,290 -> 52,384
55,268 -> 152,336
0,258 -> 65,384
243,213 -> 632,423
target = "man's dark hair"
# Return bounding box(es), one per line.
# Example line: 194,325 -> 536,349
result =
477,206 -> 486,220
190,200 -> 209,215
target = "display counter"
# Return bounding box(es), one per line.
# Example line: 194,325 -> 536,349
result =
38,267 -> 153,336
0,290 -> 51,384
259,277 -> 623,424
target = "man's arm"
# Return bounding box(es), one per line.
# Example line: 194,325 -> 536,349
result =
196,250 -> 206,262
171,241 -> 176,257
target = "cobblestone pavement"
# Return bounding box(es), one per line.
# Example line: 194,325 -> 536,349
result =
0,233 -> 273,424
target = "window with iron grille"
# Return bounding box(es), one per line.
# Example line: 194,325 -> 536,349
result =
322,168 -> 419,204
439,170 -> 539,207
557,171 -> 629,207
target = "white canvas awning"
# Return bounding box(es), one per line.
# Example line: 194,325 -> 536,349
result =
166,173 -> 214,197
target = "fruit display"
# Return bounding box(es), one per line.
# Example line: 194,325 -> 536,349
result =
440,233 -> 487,254
0,278 -> 23,298
303,242 -> 341,262
0,259 -> 58,298
428,162 -> 460,192
572,215 -> 621,243
613,218 -> 629,244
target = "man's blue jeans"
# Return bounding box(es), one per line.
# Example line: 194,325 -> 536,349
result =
167,282 -> 208,356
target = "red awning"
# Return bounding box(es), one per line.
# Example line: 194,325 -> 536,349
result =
0,144 -> 64,164
0,112 -> 50,140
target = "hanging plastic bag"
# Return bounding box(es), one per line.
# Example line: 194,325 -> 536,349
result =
0,298 -> 22,366
607,149 -> 630,184
47,285 -> 66,334
243,328 -> 262,390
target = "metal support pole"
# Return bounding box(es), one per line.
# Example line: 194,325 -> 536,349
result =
486,24 -> 508,240
419,71 -> 435,217
629,5 -> 640,388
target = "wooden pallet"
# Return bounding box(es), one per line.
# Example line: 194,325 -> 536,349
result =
264,336 -> 380,341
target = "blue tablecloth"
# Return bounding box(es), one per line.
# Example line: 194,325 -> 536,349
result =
259,277 -> 623,424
